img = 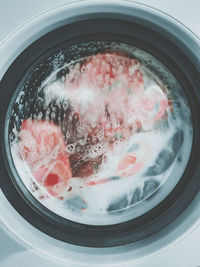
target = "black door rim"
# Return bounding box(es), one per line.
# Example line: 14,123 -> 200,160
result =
0,14 -> 200,248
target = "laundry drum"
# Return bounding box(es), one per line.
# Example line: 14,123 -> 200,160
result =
0,1 -> 200,263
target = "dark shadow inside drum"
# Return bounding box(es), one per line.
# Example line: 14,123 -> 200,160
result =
0,18 -> 200,247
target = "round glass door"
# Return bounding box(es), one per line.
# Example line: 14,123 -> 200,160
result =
6,41 -> 193,225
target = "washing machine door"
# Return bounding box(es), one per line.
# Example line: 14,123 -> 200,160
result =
0,0 -> 200,261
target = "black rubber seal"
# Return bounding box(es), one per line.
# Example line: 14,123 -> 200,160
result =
1,18 -> 200,247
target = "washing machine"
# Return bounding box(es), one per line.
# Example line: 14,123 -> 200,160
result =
0,0 -> 200,266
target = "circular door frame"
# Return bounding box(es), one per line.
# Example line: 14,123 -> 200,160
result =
0,0 -> 200,262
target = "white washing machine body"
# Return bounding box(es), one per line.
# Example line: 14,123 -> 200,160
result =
0,1 -> 200,266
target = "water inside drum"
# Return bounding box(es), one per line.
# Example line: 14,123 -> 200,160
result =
7,41 -> 193,225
